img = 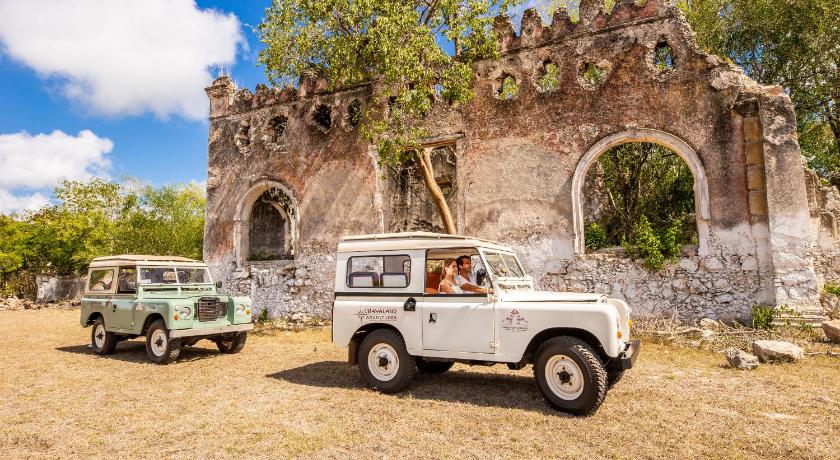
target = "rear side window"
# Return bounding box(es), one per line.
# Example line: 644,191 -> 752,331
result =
117,267 -> 137,294
88,269 -> 114,292
347,255 -> 411,288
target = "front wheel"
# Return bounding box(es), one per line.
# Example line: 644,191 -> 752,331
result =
90,317 -> 117,355
216,332 -> 247,354
533,336 -> 608,416
145,320 -> 182,364
358,329 -> 417,393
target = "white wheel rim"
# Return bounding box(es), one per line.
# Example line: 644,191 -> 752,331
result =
367,343 -> 399,381
545,355 -> 585,400
93,324 -> 106,348
150,329 -> 168,356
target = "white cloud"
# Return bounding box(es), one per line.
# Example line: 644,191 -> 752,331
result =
0,130 -> 113,213
0,0 -> 244,120
0,190 -> 49,214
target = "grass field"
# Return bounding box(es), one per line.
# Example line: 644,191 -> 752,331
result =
1,309 -> 839,459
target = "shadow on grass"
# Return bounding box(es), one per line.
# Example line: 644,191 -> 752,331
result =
55,340 -> 222,364
268,361 -> 562,414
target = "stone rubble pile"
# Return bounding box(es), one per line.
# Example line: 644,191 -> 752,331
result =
0,296 -> 80,310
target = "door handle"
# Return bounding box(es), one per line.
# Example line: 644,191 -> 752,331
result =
403,297 -> 416,312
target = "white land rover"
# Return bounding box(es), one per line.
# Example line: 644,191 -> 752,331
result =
332,232 -> 639,415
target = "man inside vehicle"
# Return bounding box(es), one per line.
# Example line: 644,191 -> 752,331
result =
455,255 -> 488,294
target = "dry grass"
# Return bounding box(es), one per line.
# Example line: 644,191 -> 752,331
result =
1,310 -> 839,459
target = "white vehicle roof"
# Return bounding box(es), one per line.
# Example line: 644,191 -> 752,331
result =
89,255 -> 207,268
337,232 -> 515,253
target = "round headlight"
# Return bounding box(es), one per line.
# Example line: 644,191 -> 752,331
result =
179,306 -> 192,318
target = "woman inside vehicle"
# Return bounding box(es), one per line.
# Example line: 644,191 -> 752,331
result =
438,258 -> 464,294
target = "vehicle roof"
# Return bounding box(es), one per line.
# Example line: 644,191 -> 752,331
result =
88,255 -> 206,268
337,232 -> 515,253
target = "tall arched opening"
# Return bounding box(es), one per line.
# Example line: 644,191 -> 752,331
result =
234,181 -> 299,267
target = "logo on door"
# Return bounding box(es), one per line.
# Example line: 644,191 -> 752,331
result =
501,309 -> 528,332
354,306 -> 398,323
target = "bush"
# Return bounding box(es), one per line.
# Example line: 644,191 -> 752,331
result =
751,305 -> 775,330
584,222 -> 608,251
823,281 -> 840,296
624,216 -> 665,271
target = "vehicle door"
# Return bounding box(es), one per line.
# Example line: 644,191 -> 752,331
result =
421,252 -> 495,354
110,266 -> 138,331
84,267 -> 116,327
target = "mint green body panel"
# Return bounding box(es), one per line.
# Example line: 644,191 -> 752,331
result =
80,268 -> 253,336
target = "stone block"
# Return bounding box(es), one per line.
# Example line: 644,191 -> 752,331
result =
821,320 -> 840,344
749,191 -> 768,216
751,340 -> 804,363
747,165 -> 765,190
724,348 -> 759,370
743,117 -> 762,142
745,142 -> 763,165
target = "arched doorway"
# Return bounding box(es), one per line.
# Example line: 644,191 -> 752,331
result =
571,129 -> 710,256
234,181 -> 299,266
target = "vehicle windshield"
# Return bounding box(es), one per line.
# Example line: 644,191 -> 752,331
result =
139,266 -> 211,284
481,251 -> 526,278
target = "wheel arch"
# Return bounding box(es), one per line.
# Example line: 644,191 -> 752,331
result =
347,323 -> 403,367
84,311 -> 104,326
141,313 -> 165,335
523,327 -> 608,364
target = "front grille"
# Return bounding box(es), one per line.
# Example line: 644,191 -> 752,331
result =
196,297 -> 226,322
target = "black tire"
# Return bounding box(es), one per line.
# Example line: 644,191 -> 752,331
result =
216,332 -> 247,354
90,317 -> 117,355
145,319 -> 182,364
533,336 -> 608,416
417,358 -> 454,374
357,329 -> 417,393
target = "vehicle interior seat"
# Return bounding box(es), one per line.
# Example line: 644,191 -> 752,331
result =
349,272 -> 379,287
381,272 -> 408,287
425,271 -> 441,294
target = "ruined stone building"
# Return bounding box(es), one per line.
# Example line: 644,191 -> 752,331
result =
203,0 -> 835,323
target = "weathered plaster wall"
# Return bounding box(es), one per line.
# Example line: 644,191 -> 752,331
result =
204,0 -> 823,322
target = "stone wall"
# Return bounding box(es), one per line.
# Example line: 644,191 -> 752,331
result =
35,275 -> 85,303
204,0 -> 823,321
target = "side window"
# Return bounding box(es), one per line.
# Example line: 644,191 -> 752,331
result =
117,267 -> 137,294
347,255 -> 411,288
88,269 -> 114,292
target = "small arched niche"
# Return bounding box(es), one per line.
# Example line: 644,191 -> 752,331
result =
571,129 -> 710,256
234,181 -> 299,266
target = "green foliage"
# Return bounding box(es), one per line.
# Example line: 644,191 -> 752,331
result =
751,305 -> 775,330
537,62 -> 560,92
0,179 -> 206,298
584,222 -> 608,251
498,75 -> 520,99
258,0 -> 525,166
584,143 -> 696,270
258,308 -> 270,324
680,0 -> 840,184
823,281 -> 840,296
581,63 -> 605,86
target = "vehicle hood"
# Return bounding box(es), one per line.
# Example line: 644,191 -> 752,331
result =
498,290 -> 607,303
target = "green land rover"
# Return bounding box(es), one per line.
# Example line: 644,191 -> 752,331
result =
80,255 -> 253,364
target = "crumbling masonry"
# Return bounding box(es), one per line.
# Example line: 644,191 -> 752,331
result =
204,0 -> 833,323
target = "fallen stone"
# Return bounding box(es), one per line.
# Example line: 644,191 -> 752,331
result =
751,340 -> 804,363
724,348 -> 759,370
821,320 -> 840,344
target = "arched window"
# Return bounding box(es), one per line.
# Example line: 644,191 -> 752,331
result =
235,181 -> 298,266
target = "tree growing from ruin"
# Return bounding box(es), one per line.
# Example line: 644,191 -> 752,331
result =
680,0 -> 840,185
257,0 -> 526,234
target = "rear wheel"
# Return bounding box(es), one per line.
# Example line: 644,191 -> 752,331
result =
90,317 -> 117,355
417,358 -> 454,374
145,320 -> 181,364
216,332 -> 247,354
533,336 -> 607,416
358,329 -> 417,393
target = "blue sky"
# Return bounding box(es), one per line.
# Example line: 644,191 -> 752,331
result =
0,0 -> 548,213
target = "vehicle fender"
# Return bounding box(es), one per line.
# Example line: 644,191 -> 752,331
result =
499,302 -> 624,360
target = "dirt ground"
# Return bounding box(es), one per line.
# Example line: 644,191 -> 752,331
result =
1,310 -> 839,459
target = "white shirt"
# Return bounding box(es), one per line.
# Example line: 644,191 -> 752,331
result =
455,273 -> 476,286
439,279 -> 464,294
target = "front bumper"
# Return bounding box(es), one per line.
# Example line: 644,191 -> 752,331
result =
618,339 -> 641,370
169,323 -> 253,338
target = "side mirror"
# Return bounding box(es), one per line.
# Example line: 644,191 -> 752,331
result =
476,268 -> 488,287
215,281 -> 222,289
